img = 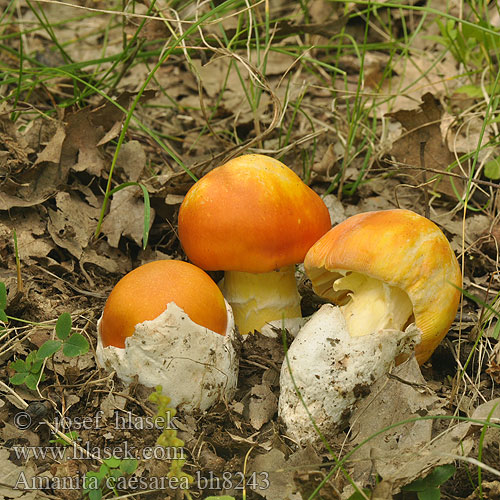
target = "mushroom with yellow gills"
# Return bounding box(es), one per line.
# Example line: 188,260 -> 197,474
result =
304,209 -> 461,365
279,210 -> 461,444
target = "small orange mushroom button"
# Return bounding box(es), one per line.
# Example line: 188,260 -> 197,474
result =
100,260 -> 228,348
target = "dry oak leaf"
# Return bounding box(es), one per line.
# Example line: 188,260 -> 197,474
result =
0,448 -> 39,499
0,113 -> 32,175
249,446 -> 322,500
349,357 -> 442,489
100,186 -> 155,248
0,208 -> 54,264
47,192 -> 100,259
0,121 -> 66,210
387,92 -> 464,198
248,383 -> 278,430
60,91 -> 154,176
0,91 -> 156,210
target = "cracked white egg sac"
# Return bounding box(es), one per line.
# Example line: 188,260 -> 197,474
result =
278,304 -> 421,445
96,300 -> 238,412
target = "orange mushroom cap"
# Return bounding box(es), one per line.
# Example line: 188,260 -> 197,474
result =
178,154 -> 331,273
304,209 -> 462,364
100,260 -> 228,348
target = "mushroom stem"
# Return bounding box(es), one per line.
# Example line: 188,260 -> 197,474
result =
333,272 -> 414,337
220,265 -> 301,334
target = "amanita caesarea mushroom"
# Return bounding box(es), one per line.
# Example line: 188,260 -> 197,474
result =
96,260 -> 238,412
279,209 -> 461,444
305,209 -> 462,364
178,154 -> 331,335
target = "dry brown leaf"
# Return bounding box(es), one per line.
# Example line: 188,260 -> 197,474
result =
0,422 -> 40,447
311,144 -> 338,180
322,194 -> 347,226
50,460 -> 82,500
373,399 -> 498,493
0,209 -> 54,265
433,212 -> 490,256
122,2 -> 168,41
81,247 -> 131,275
373,421 -> 473,490
49,350 -> 95,383
1,117 -> 77,210
0,93 -> 143,208
100,186 -> 155,248
0,114 -> 31,176
487,343 -> 500,384
116,140 -> 146,182
387,92 -> 464,198
193,57 -> 270,120
273,17 -> 349,39
249,446 -> 321,500
443,112 -> 495,165
469,397 -> 500,445
198,447 -> 226,471
249,449 -> 300,500
0,149 -> 69,210
374,54 -> 458,115
469,481 -> 500,500
139,18 -> 169,41
99,391 -> 129,422
34,124 -> 66,166
164,194 -> 184,205
96,121 -> 123,148
349,357 -> 442,488
61,108 -> 106,176
0,448 -> 38,498
248,383 -> 278,430
309,0 -> 336,23
27,330 -> 52,349
47,192 -> 100,259
371,481 -> 394,500
61,92 -> 155,176
21,1 -> 121,65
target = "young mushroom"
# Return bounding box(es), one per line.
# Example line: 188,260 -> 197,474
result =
279,209 -> 462,444
178,154 -> 331,335
96,260 -> 238,412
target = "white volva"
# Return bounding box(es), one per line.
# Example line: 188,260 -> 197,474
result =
96,300 -> 238,412
279,304 -> 420,444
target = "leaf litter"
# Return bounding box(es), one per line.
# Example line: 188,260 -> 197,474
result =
1,1 -> 500,499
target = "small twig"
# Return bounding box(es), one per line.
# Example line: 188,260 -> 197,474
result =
394,177 -> 437,210
0,380 -> 103,462
12,230 -> 23,294
439,453 -> 500,478
382,158 -> 500,190
386,372 -> 428,389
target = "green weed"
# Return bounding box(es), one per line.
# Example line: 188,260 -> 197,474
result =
49,431 -> 80,446
0,282 -> 7,337
8,310 -> 89,391
402,464 -> 456,500
148,386 -> 193,498
83,457 -> 138,500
